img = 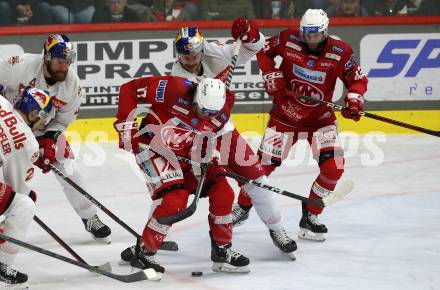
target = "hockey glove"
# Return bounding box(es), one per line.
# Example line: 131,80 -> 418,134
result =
35,131 -> 59,174
231,18 -> 259,43
114,120 -> 140,153
341,93 -> 364,121
262,70 -> 287,99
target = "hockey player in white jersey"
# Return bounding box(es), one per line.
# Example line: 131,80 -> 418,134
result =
0,87 -> 52,288
172,18 -> 264,82
0,34 -> 112,243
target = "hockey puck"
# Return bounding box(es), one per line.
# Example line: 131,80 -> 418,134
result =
191,271 -> 203,277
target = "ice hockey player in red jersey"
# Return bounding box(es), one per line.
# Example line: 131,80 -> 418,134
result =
232,9 -> 368,242
114,76 -> 298,273
0,87 -> 52,288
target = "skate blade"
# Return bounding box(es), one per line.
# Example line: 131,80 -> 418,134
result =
0,282 -> 29,289
298,228 -> 326,242
212,262 -> 250,274
118,259 -> 131,266
144,268 -> 162,281
287,252 -> 296,261
91,235 -> 111,244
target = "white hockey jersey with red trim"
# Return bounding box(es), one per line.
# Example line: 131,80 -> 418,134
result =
0,54 -> 83,137
171,34 -> 265,82
0,95 -> 38,195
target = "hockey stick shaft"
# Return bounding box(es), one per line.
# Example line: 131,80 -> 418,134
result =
0,233 -> 149,283
50,165 -> 138,237
34,215 -> 86,264
33,215 -> 112,271
301,95 -> 440,137
222,171 -> 326,207
225,39 -> 242,89
49,165 -> 177,251
222,170 -> 353,207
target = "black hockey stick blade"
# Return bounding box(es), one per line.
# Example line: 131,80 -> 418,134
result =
160,240 -> 179,251
0,233 -> 160,283
157,163 -> 209,224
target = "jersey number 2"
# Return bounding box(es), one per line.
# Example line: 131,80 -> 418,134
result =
25,168 -> 35,182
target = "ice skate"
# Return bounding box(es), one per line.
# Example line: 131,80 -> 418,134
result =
269,228 -> 297,260
82,214 -> 112,244
231,204 -> 251,227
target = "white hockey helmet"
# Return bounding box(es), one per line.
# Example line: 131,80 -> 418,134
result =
194,78 -> 226,119
300,9 -> 329,38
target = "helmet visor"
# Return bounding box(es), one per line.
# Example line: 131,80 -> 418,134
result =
193,103 -> 220,120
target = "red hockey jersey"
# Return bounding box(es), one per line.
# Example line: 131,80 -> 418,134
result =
257,29 -> 368,127
116,76 -> 234,158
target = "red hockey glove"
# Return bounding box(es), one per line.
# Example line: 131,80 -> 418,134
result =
206,157 -> 226,181
262,70 -> 287,99
35,134 -> 57,174
341,93 -> 364,121
114,120 -> 140,153
231,18 -> 259,43
205,149 -> 227,181
0,182 -> 14,216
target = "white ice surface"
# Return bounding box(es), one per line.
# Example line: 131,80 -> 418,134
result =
4,134 -> 440,290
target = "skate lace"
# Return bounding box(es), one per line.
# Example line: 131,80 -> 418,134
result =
0,264 -> 17,277
273,228 -> 293,245
225,248 -> 242,263
141,251 -> 159,265
232,206 -> 247,222
308,213 -> 322,226
87,215 -> 105,231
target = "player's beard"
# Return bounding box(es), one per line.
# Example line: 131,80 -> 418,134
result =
182,62 -> 202,74
47,63 -> 68,82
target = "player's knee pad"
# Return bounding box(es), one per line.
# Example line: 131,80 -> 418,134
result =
318,150 -> 345,181
152,188 -> 189,219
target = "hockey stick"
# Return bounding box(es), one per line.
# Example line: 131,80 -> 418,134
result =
139,143 -> 352,209
156,163 -> 209,225
138,40 -> 243,225
299,94 -> 440,137
225,39 -> 242,88
222,170 -> 354,208
34,215 -> 112,272
49,165 -> 178,252
0,233 -> 160,283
